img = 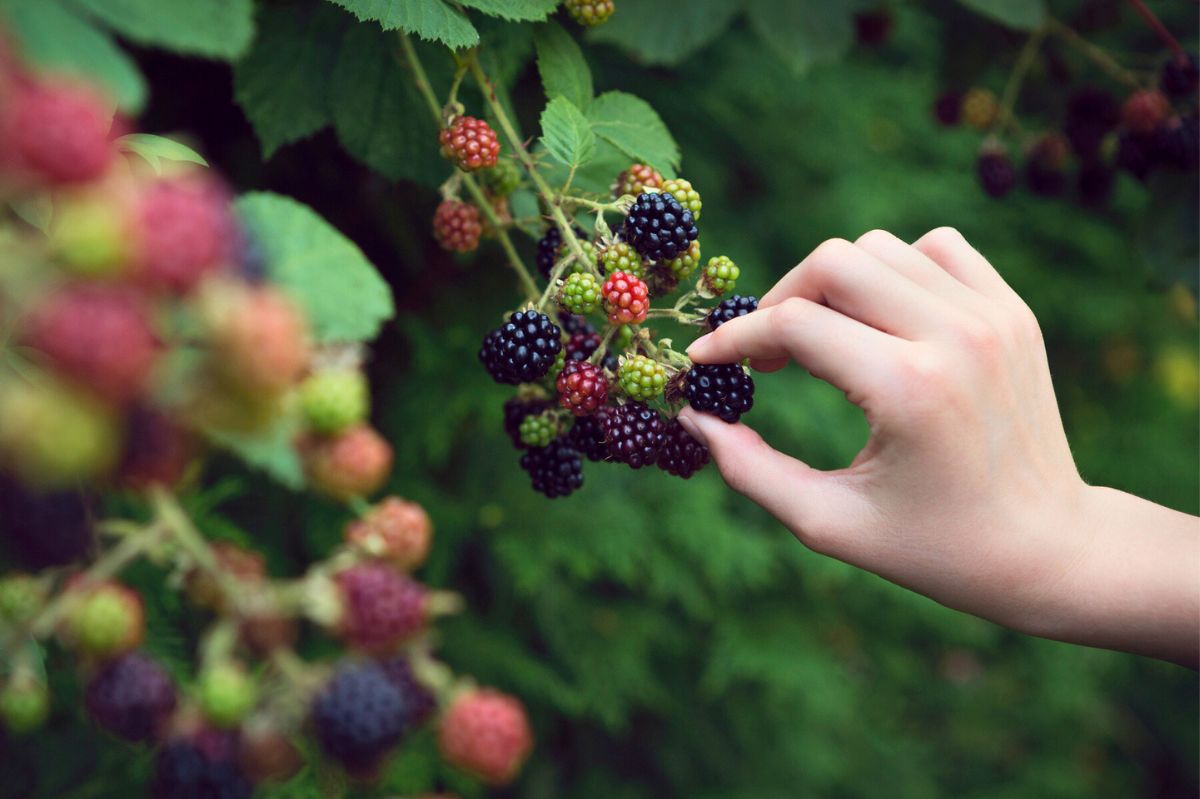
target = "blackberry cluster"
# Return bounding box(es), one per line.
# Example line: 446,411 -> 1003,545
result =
656,419 -> 709,479
378,657 -> 436,727
601,402 -> 665,468
151,731 -> 252,799
311,662 -> 410,771
479,311 -> 562,385
622,192 -> 699,262
566,412 -> 609,462
0,476 -> 95,568
85,652 -> 177,742
707,295 -> 758,330
685,364 -> 755,424
503,396 -> 554,449
519,438 -> 584,497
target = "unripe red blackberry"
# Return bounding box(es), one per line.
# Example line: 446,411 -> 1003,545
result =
623,192 -> 699,262
117,406 -> 196,490
556,360 -> 608,415
438,689 -> 533,786
976,146 -> 1016,198
1,79 -> 117,184
345,496 -> 433,571
301,425 -> 393,501
479,310 -> 563,385
312,661 -> 411,772
657,418 -> 709,478
85,652 -> 177,742
685,363 -> 754,423
1160,52 -> 1198,99
133,175 -> 235,294
433,199 -> 483,253
518,437 -> 584,497
602,270 -> 649,325
439,115 -> 499,171
612,163 -> 662,198
152,729 -> 253,799
1121,89 -> 1170,135
335,563 -> 428,654
601,401 -> 665,468
961,88 -> 998,131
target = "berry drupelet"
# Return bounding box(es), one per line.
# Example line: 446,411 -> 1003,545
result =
479,311 -> 563,385
85,652 -> 177,742
685,363 -> 755,424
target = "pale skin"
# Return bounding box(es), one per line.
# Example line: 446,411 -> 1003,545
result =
677,227 -> 1200,669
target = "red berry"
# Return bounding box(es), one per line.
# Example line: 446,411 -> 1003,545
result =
205,283 -> 311,396
117,406 -> 196,490
555,360 -> 608,416
601,270 -> 649,325
439,116 -> 499,172
1121,89 -> 1170,135
300,424 -> 393,501
335,563 -> 427,654
433,199 -> 482,253
612,163 -> 662,198
23,284 -> 159,404
1,79 -> 118,184
133,175 -> 235,294
438,689 -> 532,786
344,496 -> 432,571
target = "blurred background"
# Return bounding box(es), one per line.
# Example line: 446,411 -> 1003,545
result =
3,0 -> 1197,796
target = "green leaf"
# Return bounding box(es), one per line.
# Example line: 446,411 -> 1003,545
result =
234,192 -> 394,344
745,0 -> 855,73
586,91 -> 679,174
205,418 -> 305,490
587,0 -> 739,66
233,3 -> 350,157
955,0 -> 1046,30
540,96 -> 595,168
534,22 -> 592,111
325,0 -> 478,48
65,0 -> 255,59
117,133 -> 208,174
457,0 -> 557,21
0,0 -> 146,112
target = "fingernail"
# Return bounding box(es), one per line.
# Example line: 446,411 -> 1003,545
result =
676,411 -> 708,448
686,332 -> 711,357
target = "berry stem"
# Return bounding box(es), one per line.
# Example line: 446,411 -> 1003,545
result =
587,324 -> 620,367
150,487 -> 246,613
1123,0 -> 1185,57
643,308 -> 696,324
1046,18 -> 1143,89
993,26 -> 1047,136
561,195 -> 626,214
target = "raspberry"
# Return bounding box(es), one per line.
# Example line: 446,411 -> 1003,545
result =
0,476 -> 95,568
976,147 -> 1016,198
602,270 -> 649,324
854,7 -> 893,46
186,541 -> 265,612
933,91 -> 963,126
133,175 -> 235,294
601,401 -> 665,468
199,661 -> 258,729
556,360 -> 609,415
0,380 -> 119,488
237,726 -> 303,784
566,411 -> 609,462
657,418 -> 710,479
0,672 -> 49,735
439,115 -> 500,171
617,355 -> 666,401
1024,134 -> 1069,197
1116,132 -> 1157,181
708,294 -> 758,330
64,580 -> 144,659
559,271 -> 601,314
438,689 -> 532,786
433,199 -> 483,253
701,256 -> 740,295
300,424 -> 393,500
503,396 -> 555,449
685,363 -> 754,423
1,79 -> 117,184
1156,115 -> 1199,172
482,158 -> 522,196
1065,88 -> 1120,156
335,563 -> 428,653
960,88 -> 998,130
378,657 -> 436,727
1076,160 -> 1114,207
204,283 -> 311,396
0,574 -> 44,625
613,163 -> 662,198
117,406 -> 196,490
519,438 -> 584,497
345,496 -> 433,571
85,652 -> 177,742
622,192 -> 699,262
299,369 -> 369,435
658,178 -> 702,220
563,0 -> 614,26
312,661 -> 411,771
664,239 -> 701,279
519,410 -> 560,447
478,310 -> 563,385
1160,52 -> 1199,99
1121,89 -> 1170,135
152,729 -> 252,799
23,284 -> 159,404
598,240 -> 645,277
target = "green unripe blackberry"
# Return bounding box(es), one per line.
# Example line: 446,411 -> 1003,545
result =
51,197 -> 129,277
701,256 -> 739,296
0,574 -> 44,625
198,662 -> 258,729
518,411 -> 559,448
598,241 -> 645,277
68,583 -> 143,658
557,238 -> 598,273
560,272 -> 601,314
299,370 -> 369,436
546,349 -> 567,383
614,325 -> 635,350
482,158 -> 521,197
665,240 -> 701,279
0,674 -> 49,734
659,178 -> 701,220
619,355 -> 668,401
564,0 -> 614,26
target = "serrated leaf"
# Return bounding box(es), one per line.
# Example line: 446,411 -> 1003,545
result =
234,192 -> 394,344
117,133 -> 208,174
458,0 -> 557,21
205,418 -> 305,490
233,3 -> 350,157
745,0 -> 855,73
585,91 -> 678,174
534,22 -> 592,111
0,0 -> 146,112
540,96 -> 595,167
587,0 -> 738,66
955,0 -> 1046,30
65,0 -> 255,60
325,0 -> 477,48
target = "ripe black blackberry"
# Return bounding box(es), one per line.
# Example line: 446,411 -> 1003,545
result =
622,192 -> 699,262
519,438 -> 584,498
707,295 -> 759,330
378,657 -> 436,727
479,310 -> 562,385
1116,132 -> 1157,181
311,661 -> 409,771
656,419 -> 710,479
933,91 -> 962,126
557,312 -> 593,337
85,652 -> 177,742
1077,160 -> 1115,206
151,730 -> 252,799
1064,88 -> 1119,157
1156,115 -> 1199,172
601,402 -> 665,469
503,396 -> 554,450
536,226 -> 586,279
685,364 -> 754,424
0,475 -> 94,568
566,411 -> 609,462
976,150 -> 1016,199
1160,52 -> 1199,99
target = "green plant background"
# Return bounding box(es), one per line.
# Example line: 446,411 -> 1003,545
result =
1,0 -> 1197,797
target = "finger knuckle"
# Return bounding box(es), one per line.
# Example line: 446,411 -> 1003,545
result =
917,226 -> 965,254
955,316 -> 1003,360
895,347 -> 952,399
770,297 -> 811,333
854,229 -> 894,249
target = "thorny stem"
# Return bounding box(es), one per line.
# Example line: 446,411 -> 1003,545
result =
587,324 -> 620,367
992,27 -> 1047,137
1123,0 -> 1184,57
561,195 -> 625,214
644,308 -> 697,324
397,33 -> 540,301
1047,18 -> 1143,89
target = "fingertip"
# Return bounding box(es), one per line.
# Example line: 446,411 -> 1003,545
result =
684,332 -> 712,362
749,356 -> 788,373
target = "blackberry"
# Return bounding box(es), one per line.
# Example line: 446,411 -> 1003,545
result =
151,730 -> 252,799
657,418 -> 710,479
335,564 -> 428,654
622,192 -> 699,262
685,363 -> 754,424
707,295 -> 758,330
0,476 -> 95,568
519,438 -> 584,498
1064,88 -> 1119,157
1121,89 -> 1170,135
566,412 -> 609,462
933,91 -> 962,127
665,240 -> 702,279
118,405 -> 195,490
557,360 -> 608,415
1024,134 -> 1070,197
598,240 -> 645,277
601,401 -> 665,469
378,657 -> 436,727
565,330 -> 601,362
1116,132 -> 1158,181
557,312 -> 594,337
976,149 -> 1016,198
536,225 -> 586,279
1160,52 -> 1199,99
559,271 -> 601,314
503,396 -> 554,449
479,310 -> 562,385
85,652 -> 177,742
439,115 -> 500,172
312,661 -> 410,771
519,411 -> 559,447
1077,160 -> 1115,206
1156,115 -> 1199,172
961,88 -> 998,131
617,355 -> 667,401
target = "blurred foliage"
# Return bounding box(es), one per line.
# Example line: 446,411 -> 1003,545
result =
1,0 -> 1197,797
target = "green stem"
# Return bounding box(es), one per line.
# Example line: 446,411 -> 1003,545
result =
587,324 -> 620,367
150,488 -> 244,612
992,26 -> 1047,137
644,308 -> 696,324
1047,18 -> 1143,89
562,196 -> 624,214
